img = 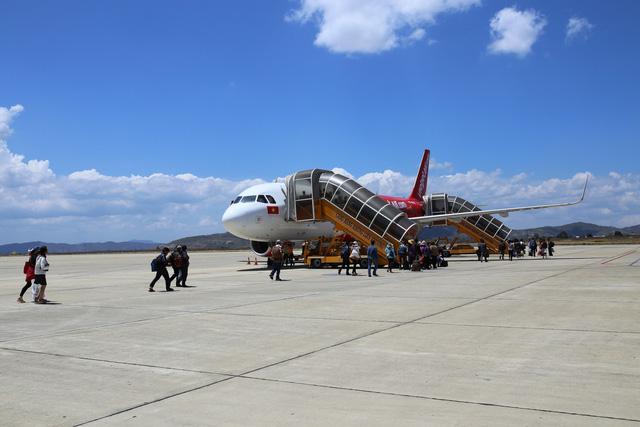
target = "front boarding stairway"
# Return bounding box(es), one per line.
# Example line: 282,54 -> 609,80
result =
285,169 -> 421,265
424,193 -> 512,253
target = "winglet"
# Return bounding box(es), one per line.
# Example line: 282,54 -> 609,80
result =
578,175 -> 589,203
409,149 -> 430,200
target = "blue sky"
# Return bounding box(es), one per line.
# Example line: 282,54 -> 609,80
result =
1,0 -> 639,244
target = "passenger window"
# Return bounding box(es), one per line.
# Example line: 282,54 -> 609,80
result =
266,195 -> 276,204
241,195 -> 256,203
257,195 -> 267,203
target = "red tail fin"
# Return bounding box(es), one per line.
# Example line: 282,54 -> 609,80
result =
409,149 -> 430,200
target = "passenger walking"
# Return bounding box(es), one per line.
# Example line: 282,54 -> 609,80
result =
514,240 -> 521,258
178,245 -> 190,287
168,246 -> 183,285
338,243 -> 351,275
530,238 -> 537,257
33,245 -> 50,303
398,241 -> 408,270
407,239 -> 418,266
149,247 -> 173,292
548,239 -> 555,256
349,243 -> 361,276
367,240 -> 379,277
269,240 -> 283,281
18,247 -> 38,303
421,242 -> 431,270
540,239 -> 548,259
498,240 -> 506,260
385,243 -> 396,273
286,243 -> 294,266
508,240 -> 514,261
429,242 -> 439,269
478,239 -> 488,262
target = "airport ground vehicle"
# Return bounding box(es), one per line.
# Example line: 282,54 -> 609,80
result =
435,237 -> 476,256
302,235 -> 376,269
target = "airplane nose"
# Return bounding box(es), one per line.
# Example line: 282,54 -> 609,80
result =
222,205 -> 248,236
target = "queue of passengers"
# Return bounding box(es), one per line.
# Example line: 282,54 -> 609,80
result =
337,239 -> 446,275
498,238 -> 555,261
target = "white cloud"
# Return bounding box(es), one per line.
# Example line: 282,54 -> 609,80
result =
2,106 -> 639,243
356,168 -> 639,229
488,7 -> 547,58
286,0 -> 481,54
566,17 -> 594,43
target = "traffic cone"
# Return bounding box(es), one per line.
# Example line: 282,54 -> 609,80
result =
247,257 -> 251,265
254,258 -> 258,265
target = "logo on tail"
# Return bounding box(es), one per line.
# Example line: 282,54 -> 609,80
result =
409,149 -> 430,201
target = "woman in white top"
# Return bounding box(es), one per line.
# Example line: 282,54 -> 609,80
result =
34,245 -> 50,304
349,244 -> 361,276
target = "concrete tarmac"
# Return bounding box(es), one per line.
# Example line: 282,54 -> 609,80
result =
1,245 -> 639,426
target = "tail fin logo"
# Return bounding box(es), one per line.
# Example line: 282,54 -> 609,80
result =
410,150 -> 430,200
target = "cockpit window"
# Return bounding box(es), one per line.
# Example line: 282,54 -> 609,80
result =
266,195 -> 276,204
240,195 -> 256,203
233,196 -> 242,204
257,195 -> 267,203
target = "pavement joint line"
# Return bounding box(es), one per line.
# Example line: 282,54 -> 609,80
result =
6,339 -> 640,426
236,376 -> 640,424
73,375 -> 237,426
235,258 -> 609,382
5,246 -> 636,424
418,321 -> 640,335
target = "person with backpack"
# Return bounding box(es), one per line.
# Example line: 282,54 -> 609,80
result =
33,245 -> 50,303
269,240 -> 283,281
385,243 -> 396,273
398,241 -> 408,270
168,245 -> 183,286
18,247 -> 38,303
338,243 -> 351,275
149,247 -> 173,292
177,245 -> 190,287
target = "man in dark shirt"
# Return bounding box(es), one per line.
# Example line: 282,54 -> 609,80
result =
367,240 -> 379,277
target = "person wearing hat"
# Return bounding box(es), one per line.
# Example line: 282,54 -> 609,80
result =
269,240 -> 284,281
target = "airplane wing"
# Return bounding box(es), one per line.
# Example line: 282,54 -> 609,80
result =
411,176 -> 588,226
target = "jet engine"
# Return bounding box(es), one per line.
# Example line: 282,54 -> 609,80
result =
250,240 -> 272,257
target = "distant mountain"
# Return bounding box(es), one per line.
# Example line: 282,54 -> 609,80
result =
0,240 -> 163,255
509,222 -> 630,238
3,222 -> 638,255
623,224 -> 640,234
168,233 -> 249,250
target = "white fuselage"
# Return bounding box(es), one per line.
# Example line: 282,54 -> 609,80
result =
221,182 -> 336,242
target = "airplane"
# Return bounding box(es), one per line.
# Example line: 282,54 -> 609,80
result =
222,150 -> 587,257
